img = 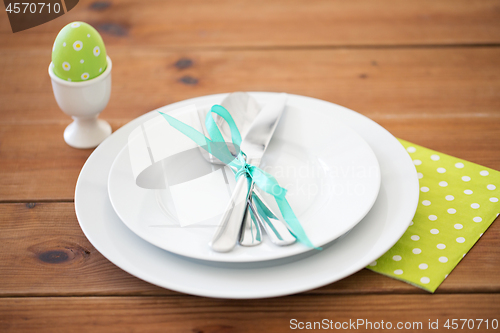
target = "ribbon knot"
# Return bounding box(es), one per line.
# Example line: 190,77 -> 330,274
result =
159,105 -> 316,248
234,162 -> 251,181
233,153 -> 249,180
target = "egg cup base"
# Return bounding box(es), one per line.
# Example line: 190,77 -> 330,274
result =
64,117 -> 112,149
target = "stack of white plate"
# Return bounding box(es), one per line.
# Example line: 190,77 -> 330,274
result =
75,92 -> 419,299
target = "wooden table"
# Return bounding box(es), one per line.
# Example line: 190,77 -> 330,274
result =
1,0 -> 499,331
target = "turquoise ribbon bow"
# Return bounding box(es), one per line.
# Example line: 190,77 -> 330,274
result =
159,105 -> 316,248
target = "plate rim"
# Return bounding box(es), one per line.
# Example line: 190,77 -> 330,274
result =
75,92 -> 419,299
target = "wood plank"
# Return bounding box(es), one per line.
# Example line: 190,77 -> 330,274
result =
376,117 -> 500,169
1,114 -> 500,202
1,0 -> 500,49
0,122 -> 116,201
1,47 -> 499,124
0,294 -> 499,332
0,203 -> 498,296
0,203 -> 170,296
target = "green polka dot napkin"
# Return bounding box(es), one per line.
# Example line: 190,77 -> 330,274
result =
367,139 -> 500,292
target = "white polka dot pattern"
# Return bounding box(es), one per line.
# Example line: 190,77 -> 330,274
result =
51,22 -> 107,82
367,140 -> 500,293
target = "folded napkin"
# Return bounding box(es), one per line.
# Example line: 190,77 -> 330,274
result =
367,139 -> 500,292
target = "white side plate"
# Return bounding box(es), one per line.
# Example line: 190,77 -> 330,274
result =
107,100 -> 381,262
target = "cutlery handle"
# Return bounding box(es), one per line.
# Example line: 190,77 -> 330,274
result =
239,183 -> 263,246
210,175 -> 252,252
245,188 -> 296,246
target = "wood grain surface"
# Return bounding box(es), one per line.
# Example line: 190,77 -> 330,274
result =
1,294 -> 499,332
2,47 -> 500,123
0,0 -> 499,331
2,0 -> 500,49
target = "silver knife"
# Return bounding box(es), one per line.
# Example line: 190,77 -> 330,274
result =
210,93 -> 288,252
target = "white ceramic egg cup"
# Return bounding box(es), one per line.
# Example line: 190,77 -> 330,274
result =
49,56 -> 112,149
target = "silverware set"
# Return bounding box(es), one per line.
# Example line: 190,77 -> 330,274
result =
200,92 -> 296,252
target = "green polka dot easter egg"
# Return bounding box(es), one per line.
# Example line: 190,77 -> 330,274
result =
52,22 -> 107,82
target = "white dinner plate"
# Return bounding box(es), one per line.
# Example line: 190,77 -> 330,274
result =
107,98 -> 381,262
75,92 -> 419,299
